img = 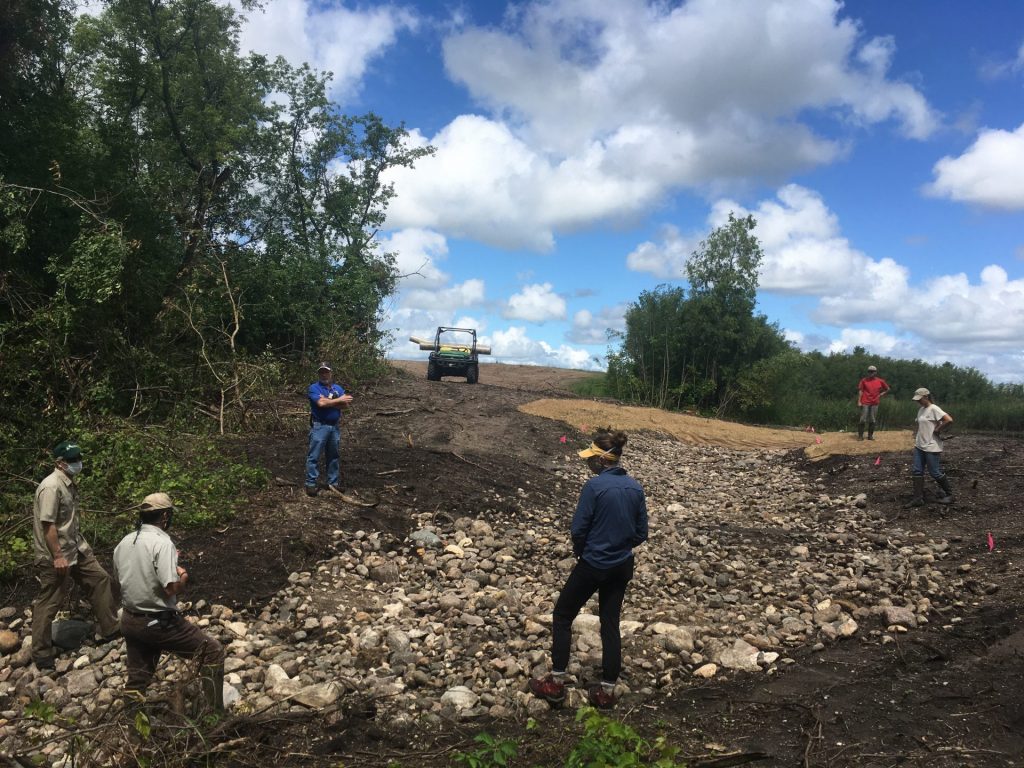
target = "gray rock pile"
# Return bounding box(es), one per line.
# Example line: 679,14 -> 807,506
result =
1,435 -> 971,758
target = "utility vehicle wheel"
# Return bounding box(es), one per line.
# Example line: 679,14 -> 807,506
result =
466,364 -> 478,384
427,361 -> 440,381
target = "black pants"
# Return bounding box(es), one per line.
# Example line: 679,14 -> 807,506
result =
551,556 -> 634,683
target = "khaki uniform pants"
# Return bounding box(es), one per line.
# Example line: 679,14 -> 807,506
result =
120,611 -> 224,692
32,552 -> 118,661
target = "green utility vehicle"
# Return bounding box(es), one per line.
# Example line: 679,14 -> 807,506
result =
427,327 -> 481,383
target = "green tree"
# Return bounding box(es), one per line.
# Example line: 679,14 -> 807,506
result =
607,214 -> 788,413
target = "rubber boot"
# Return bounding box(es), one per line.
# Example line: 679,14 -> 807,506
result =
200,664 -> 225,712
867,425 -> 875,441
934,475 -> 953,505
908,476 -> 925,507
857,423 -> 864,440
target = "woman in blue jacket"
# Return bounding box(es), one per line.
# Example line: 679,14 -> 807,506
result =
529,430 -> 648,709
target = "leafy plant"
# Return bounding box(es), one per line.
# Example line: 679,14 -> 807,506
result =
453,732 -> 519,768
24,699 -> 57,723
567,707 -> 686,768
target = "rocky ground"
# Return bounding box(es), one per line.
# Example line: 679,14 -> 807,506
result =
1,363 -> 1021,767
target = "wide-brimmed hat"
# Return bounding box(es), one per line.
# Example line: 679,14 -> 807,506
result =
53,441 -> 82,461
140,492 -> 176,512
867,365 -> 877,372
912,387 -> 931,401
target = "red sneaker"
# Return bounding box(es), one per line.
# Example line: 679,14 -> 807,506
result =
588,684 -> 616,709
528,675 -> 566,704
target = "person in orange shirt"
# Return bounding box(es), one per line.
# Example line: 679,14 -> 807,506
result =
857,365 -> 890,440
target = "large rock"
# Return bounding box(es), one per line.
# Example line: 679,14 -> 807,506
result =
440,686 -> 479,711
64,669 -> 98,696
294,682 -> 342,708
883,606 -> 917,628
717,639 -> 761,672
0,630 -> 19,655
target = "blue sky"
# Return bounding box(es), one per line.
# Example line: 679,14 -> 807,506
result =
230,0 -> 1024,380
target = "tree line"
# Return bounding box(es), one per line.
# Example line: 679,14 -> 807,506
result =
604,216 -> 1024,432
1,0 -> 432,435
1,0 -> 431,575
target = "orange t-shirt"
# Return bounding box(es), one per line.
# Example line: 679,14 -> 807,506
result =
858,377 -> 889,406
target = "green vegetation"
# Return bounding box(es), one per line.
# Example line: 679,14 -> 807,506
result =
0,0 -> 430,580
448,708 -> 688,768
602,217 -> 1024,433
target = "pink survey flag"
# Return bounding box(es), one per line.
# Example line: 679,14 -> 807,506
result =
988,532 -> 995,552
559,435 -> 567,444
874,456 -> 881,466
815,437 -> 822,444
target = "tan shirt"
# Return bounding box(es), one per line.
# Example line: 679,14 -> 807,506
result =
112,524 -> 179,613
32,470 -> 92,565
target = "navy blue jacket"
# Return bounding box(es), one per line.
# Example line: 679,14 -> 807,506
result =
571,466 -> 648,568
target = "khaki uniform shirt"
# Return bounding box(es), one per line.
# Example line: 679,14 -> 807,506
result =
32,470 -> 92,565
112,524 -> 179,613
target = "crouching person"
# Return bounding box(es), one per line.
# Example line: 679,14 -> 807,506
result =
113,493 -> 224,711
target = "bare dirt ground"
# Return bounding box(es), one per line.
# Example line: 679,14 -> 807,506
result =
4,362 -> 1022,767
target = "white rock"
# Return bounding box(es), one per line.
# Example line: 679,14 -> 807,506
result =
440,686 -> 479,710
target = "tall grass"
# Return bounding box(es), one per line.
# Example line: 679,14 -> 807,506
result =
569,374 -> 1024,434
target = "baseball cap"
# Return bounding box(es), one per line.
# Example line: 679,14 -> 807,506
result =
867,365 -> 877,372
53,441 -> 82,461
140,492 -> 176,511
317,362 -> 332,371
912,387 -> 931,401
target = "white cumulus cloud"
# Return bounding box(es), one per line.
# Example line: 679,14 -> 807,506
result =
504,283 -> 567,322
379,228 -> 450,290
490,327 -> 600,369
926,123 -> 1024,210
387,0 -> 936,250
569,304 -> 628,345
230,1 -> 416,101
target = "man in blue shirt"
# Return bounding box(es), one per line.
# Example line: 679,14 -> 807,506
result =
305,362 -> 353,496
529,430 -> 648,709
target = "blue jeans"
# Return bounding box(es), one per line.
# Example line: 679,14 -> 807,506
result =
912,448 -> 942,479
306,423 -> 340,488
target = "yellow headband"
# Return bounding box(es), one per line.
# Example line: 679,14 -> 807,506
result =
578,443 -> 619,461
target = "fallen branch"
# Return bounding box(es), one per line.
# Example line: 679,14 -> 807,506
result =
375,408 -> 414,417
327,486 -> 378,507
692,752 -> 771,768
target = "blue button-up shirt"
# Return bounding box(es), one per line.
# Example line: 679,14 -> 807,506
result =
571,466 -> 648,568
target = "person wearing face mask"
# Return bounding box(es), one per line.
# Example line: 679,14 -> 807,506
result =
31,441 -> 119,670
529,430 -> 648,710
113,493 -> 225,711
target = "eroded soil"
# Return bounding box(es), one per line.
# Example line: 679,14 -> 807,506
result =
5,362 -> 1022,767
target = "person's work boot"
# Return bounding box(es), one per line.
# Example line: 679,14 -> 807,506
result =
857,424 -> 864,440
867,426 -> 875,441
908,476 -> 925,507
33,655 -> 55,671
200,664 -> 225,712
528,674 -> 566,704
934,475 -> 954,505
587,683 -> 616,709
304,486 -> 318,498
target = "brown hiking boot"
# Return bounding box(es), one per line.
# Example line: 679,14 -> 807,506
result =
588,684 -> 616,709
528,675 -> 566,704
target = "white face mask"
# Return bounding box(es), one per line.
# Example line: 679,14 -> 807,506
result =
65,461 -> 83,476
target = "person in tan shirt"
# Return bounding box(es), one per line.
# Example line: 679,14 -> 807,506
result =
31,441 -> 119,669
